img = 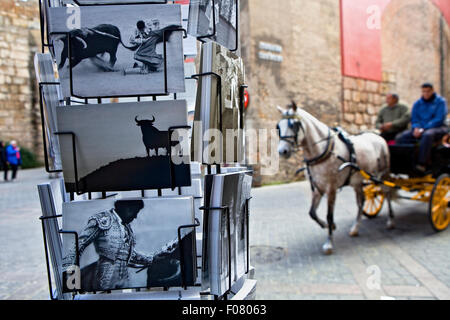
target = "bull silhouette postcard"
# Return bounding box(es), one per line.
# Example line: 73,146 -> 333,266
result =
188,0 -> 238,51
56,100 -> 191,193
48,4 -> 185,98
62,197 -> 196,292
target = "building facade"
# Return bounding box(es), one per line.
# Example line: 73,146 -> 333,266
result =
241,0 -> 450,186
0,0 -> 448,184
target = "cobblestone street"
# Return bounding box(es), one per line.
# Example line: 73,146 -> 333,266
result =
251,182 -> 450,300
1,168 -> 449,300
0,169 -> 51,300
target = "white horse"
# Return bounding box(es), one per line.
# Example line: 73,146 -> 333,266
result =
277,104 -> 394,254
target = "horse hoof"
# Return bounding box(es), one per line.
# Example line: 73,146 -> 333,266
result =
349,230 -> 359,237
349,225 -> 359,237
386,220 -> 396,230
322,242 -> 334,255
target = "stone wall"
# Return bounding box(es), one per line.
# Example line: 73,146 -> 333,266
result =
0,0 -> 41,159
341,0 -> 450,135
341,72 -> 397,134
382,0 -> 450,106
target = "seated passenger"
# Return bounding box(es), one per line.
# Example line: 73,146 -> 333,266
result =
396,83 -> 448,173
375,93 -> 410,142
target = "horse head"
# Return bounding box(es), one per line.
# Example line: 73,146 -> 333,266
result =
276,103 -> 304,159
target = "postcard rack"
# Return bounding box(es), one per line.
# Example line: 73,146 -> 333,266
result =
37,0 -> 252,301
39,213 -> 201,298
196,0 -> 240,52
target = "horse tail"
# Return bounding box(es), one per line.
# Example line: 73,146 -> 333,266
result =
378,139 -> 399,201
378,140 -> 391,178
382,141 -> 390,175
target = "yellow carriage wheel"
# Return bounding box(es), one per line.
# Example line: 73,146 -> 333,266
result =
363,183 -> 385,219
429,174 -> 450,232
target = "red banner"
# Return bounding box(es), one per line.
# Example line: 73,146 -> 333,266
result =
340,0 -> 391,82
432,0 -> 450,26
341,0 -> 450,82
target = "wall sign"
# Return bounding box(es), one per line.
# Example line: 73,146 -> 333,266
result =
258,41 -> 283,63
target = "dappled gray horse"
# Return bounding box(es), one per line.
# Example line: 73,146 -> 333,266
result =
277,105 -> 394,255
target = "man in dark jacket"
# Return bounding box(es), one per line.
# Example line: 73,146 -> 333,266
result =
376,93 -> 410,142
397,83 -> 448,172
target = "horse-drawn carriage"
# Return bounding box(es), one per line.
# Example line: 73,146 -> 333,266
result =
276,104 -> 448,254
359,143 -> 450,232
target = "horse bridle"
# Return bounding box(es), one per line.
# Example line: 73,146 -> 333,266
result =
277,115 -> 304,150
277,115 -> 335,165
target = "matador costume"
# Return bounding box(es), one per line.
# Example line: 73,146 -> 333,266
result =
63,209 -> 154,291
129,24 -> 181,73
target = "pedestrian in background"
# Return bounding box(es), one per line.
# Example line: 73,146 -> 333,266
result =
0,141 -> 8,181
5,141 -> 22,181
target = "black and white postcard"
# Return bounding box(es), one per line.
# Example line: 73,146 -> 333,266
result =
191,42 -> 246,164
235,172 -> 252,281
56,100 -> 191,193
48,4 -> 185,98
202,171 -> 252,295
208,172 -> 241,296
34,53 -> 63,171
62,197 -> 196,292
201,173 -> 214,291
188,0 -> 238,51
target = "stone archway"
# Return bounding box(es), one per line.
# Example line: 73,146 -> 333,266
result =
381,0 -> 450,106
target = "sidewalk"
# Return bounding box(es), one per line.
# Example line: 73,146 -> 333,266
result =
1,168 -> 449,300
0,168 -> 52,300
251,182 -> 450,300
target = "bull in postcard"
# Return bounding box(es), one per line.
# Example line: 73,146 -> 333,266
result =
56,24 -> 137,71
135,116 -> 181,157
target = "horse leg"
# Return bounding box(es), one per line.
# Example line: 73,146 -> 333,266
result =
385,189 -> 395,230
350,186 -> 364,237
323,190 -> 337,255
309,190 -> 327,229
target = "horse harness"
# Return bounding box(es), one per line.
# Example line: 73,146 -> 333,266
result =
278,115 -> 357,194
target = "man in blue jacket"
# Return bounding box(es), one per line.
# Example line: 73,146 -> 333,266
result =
5,140 -> 21,181
397,83 -> 448,172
